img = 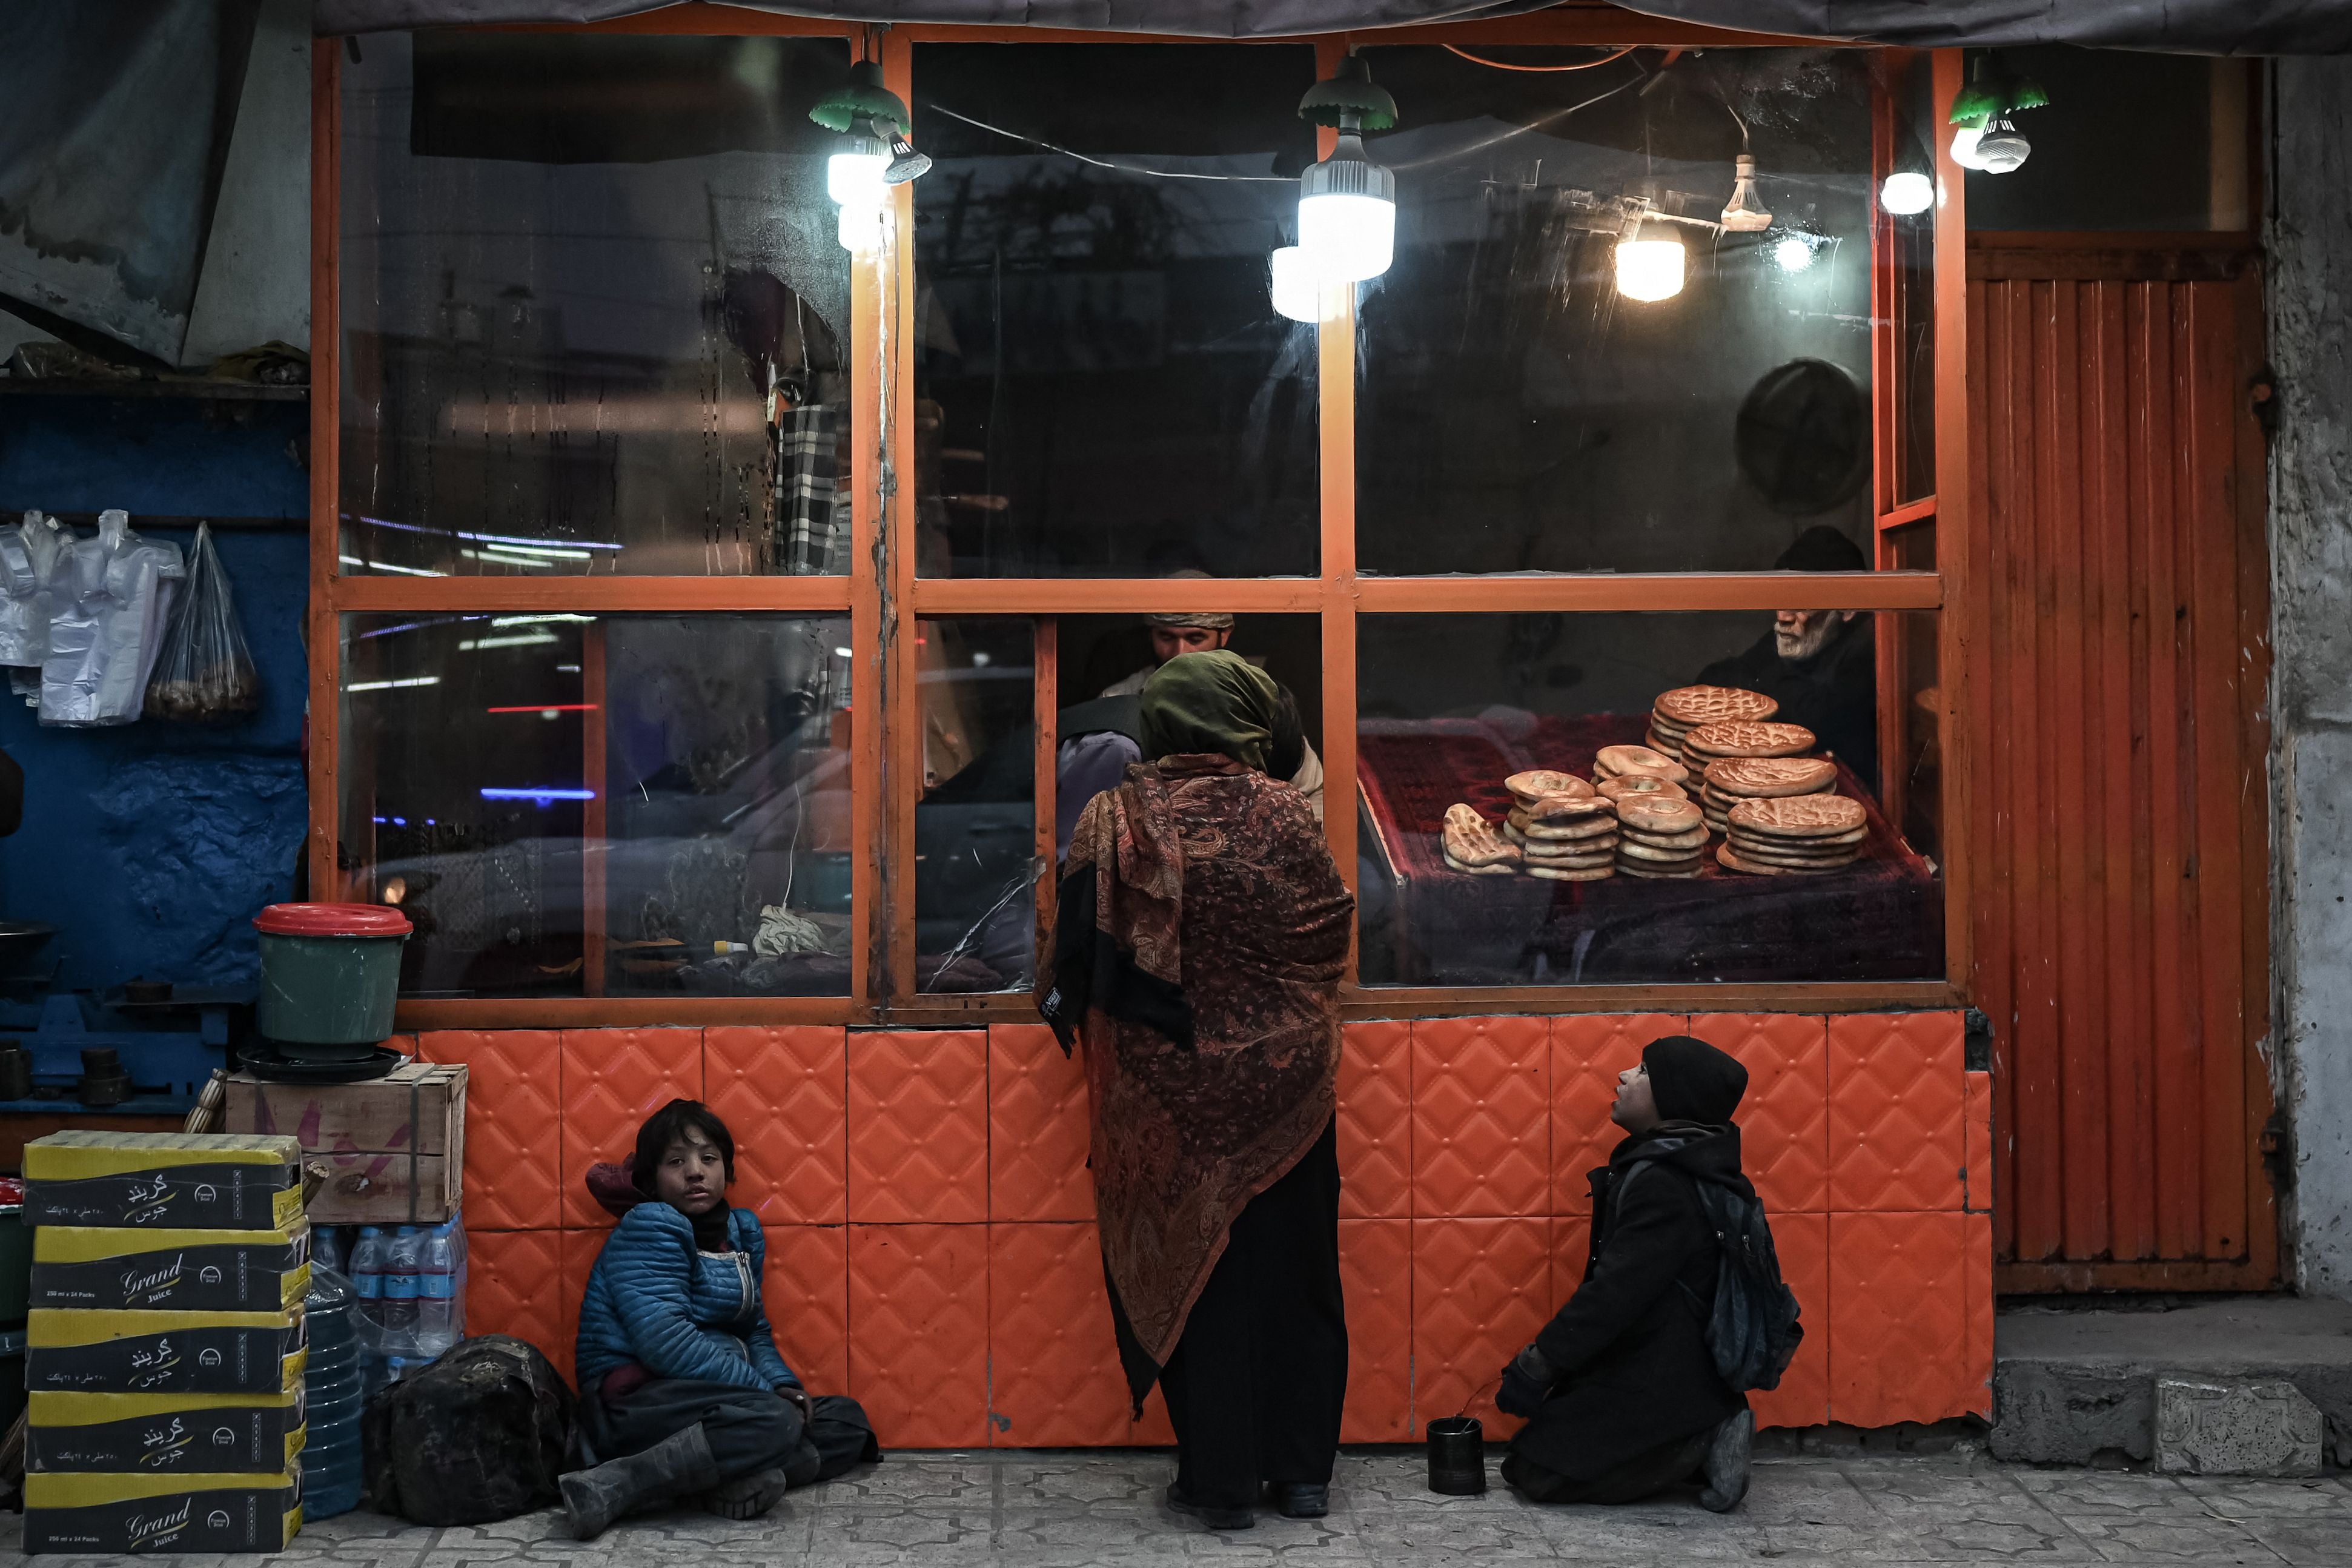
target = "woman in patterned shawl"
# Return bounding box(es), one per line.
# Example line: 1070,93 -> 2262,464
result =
1038,649 -> 1355,1532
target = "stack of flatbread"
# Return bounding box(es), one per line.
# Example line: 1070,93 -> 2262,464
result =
1649,686 -> 1778,761
1680,719 -> 1817,770
1613,795 -> 1709,880
1719,793 -> 1869,875
1698,756 -> 1838,836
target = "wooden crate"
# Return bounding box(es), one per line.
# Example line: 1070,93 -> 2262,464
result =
222,1062 -> 466,1225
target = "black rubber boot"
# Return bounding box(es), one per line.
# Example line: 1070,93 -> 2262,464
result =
560,1425 -> 723,1540
1697,1408 -> 1754,1513
703,1466 -> 790,1521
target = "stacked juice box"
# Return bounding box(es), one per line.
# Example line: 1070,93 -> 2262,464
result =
19,1132 -> 309,1554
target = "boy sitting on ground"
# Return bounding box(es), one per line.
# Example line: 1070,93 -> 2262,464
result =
1496,1034 -> 1761,1510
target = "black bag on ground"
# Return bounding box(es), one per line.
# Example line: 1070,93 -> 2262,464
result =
363,1335 -> 577,1525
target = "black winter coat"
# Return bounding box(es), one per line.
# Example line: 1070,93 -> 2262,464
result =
1507,1122 -> 1749,1481
1696,612 -> 1878,789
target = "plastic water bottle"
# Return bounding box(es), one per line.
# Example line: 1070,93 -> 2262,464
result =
414,1225 -> 458,1359
311,1225 -> 348,1280
381,1226 -> 422,1356
301,1265 -> 366,1520
348,1226 -> 388,1352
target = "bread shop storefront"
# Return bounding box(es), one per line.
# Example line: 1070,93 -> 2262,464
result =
309,4 -> 2274,1447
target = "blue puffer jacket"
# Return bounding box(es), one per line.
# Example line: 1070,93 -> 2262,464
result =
575,1204 -> 803,1396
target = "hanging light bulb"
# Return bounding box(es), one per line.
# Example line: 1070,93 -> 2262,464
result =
1269,246 -> 1320,324
1949,124 -> 1989,171
1614,217 -> 1685,303
1880,171 -> 1933,214
1973,114 -> 2032,173
810,60 -> 923,251
883,133 -> 932,187
1295,55 -> 1400,284
1719,153 -> 1772,233
1880,131 -> 1935,214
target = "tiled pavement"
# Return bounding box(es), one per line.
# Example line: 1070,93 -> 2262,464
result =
10,1447 -> 2352,1567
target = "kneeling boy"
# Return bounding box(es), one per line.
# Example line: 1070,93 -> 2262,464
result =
1496,1034 -> 1759,1510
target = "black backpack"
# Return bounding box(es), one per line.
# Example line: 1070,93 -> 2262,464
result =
363,1335 -> 577,1525
1619,1160 -> 1805,1394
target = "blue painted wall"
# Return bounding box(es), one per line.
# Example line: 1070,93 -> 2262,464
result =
0,393 -> 310,993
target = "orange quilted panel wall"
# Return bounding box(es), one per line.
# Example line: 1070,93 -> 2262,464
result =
452,1012 -> 1983,1444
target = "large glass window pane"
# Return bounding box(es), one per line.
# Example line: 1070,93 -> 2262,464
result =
1963,51 -> 2250,233
1354,610 -> 1943,986
340,32 -> 855,576
913,618 -> 1039,993
1356,47 -> 1882,577
341,614 -> 854,997
910,44 -> 1319,578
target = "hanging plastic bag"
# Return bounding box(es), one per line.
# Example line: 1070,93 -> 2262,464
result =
0,511 -> 64,667
39,510 -> 184,726
144,522 -> 259,721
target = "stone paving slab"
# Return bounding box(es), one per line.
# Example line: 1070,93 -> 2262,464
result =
5,1448 -> 2351,1567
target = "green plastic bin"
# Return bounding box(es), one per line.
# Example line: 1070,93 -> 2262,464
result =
253,903 -> 413,1045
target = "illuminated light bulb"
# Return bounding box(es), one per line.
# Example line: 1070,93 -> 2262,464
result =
1297,134 -> 1396,283
827,133 -> 890,210
1973,116 -> 2032,173
1773,234 -> 1816,273
1950,124 -> 1989,171
1720,153 -> 1772,233
1270,246 -> 1320,324
1614,236 -> 1686,302
1880,170 -> 1934,215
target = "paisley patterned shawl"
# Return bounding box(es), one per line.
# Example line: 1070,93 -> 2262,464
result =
1036,753 -> 1354,1409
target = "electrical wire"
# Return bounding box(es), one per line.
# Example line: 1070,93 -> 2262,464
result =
923,104 -> 1291,182
1441,42 -> 1637,73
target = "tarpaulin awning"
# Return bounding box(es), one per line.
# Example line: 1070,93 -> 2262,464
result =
312,0 -> 2352,52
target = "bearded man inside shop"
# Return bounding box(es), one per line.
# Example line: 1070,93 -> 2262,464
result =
1695,526 -> 1878,789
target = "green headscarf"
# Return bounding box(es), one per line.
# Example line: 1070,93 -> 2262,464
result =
1139,649 -> 1280,772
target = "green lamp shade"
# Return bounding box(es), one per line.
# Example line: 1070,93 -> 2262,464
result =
812,60 -> 912,137
1297,55 -> 1397,131
1947,79 -> 2003,128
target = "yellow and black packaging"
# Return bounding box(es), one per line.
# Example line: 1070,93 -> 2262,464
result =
27,1307 -> 306,1397
31,1223 -> 311,1314
23,1133 -> 302,1231
25,1467 -> 301,1553
27,1389 -> 306,1474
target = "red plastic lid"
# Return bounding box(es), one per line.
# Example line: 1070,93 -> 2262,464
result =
253,902 -> 413,938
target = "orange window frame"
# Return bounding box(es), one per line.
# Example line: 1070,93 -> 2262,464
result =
308,10 -> 1972,1028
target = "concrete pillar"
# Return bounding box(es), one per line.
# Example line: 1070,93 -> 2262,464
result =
2270,56 -> 2352,1298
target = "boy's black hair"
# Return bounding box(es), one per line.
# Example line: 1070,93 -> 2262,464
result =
631,1099 -> 737,1196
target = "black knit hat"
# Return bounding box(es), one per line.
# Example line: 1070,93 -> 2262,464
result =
1773,525 -> 1867,574
1643,1035 -> 1749,1125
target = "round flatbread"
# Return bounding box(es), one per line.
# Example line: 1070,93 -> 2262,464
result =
1618,825 -> 1710,853
1442,851 -> 1519,877
1704,756 -> 1838,799
1504,770 -> 1592,806
1682,721 -> 1817,760
1520,850 -> 1618,871
1617,836 -> 1709,864
1729,825 -> 1868,854
1620,861 -> 1704,880
1506,806 -> 1617,840
1655,685 -> 1780,727
1507,826 -> 1617,854
1598,775 -> 1689,804
1718,844 -> 1855,876
1514,793 -> 1613,827
1594,744 -> 1682,780
1727,793 -> 1867,838
1614,796 -> 1704,836
1526,862 -> 1615,882
1724,841 -> 1862,869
